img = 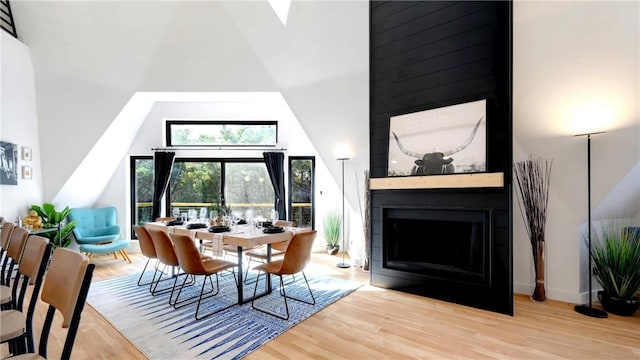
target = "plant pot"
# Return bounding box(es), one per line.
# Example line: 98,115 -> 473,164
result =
326,245 -> 339,255
598,291 -> 640,316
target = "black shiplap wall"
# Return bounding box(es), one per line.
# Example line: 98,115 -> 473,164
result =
369,1 -> 513,315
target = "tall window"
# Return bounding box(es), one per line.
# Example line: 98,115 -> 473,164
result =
167,159 -> 221,220
289,157 -> 315,229
130,156 -> 153,238
166,120 -> 278,147
165,158 -> 275,221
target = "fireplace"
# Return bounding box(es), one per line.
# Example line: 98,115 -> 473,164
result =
370,190 -> 512,315
383,207 -> 491,286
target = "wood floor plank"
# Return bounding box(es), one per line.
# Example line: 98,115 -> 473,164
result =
2,251 -> 639,359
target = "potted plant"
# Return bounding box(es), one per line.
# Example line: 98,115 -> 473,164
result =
30,203 -> 77,248
322,210 -> 342,255
591,222 -> 640,316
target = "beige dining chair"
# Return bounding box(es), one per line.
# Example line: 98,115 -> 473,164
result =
251,230 -> 317,320
243,220 -> 296,284
133,225 -> 162,291
170,233 -> 237,320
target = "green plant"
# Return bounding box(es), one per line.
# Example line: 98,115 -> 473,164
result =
322,210 -> 342,247
591,221 -> 640,301
30,203 -> 77,248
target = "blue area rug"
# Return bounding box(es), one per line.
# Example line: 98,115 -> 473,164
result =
87,269 -> 361,359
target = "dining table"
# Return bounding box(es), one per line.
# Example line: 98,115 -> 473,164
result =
144,221 -> 310,305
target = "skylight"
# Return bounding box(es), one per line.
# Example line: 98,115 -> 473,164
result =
268,0 -> 291,26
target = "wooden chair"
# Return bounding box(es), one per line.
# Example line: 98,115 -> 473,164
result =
170,233 -> 237,320
3,247 -> 94,359
0,222 -> 15,263
155,217 -> 174,222
133,225 -> 162,290
1,227 -> 29,287
0,236 -> 51,355
243,220 -> 296,284
1,236 -> 50,311
251,230 -> 317,320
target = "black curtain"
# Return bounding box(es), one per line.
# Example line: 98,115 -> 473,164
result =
151,151 -> 176,221
263,152 -> 286,220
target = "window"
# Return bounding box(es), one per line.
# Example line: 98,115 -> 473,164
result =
166,158 -> 275,221
131,154 -> 312,235
166,121 -> 278,147
289,157 -> 315,229
130,156 -> 153,238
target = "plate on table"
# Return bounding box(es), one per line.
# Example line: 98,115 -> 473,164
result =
208,226 -> 230,233
186,223 -> 207,229
237,219 -> 247,225
165,220 -> 184,226
263,226 -> 284,234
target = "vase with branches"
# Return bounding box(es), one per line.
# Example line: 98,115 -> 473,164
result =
514,155 -> 553,302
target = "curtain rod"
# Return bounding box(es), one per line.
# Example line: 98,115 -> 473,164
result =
151,146 -> 286,151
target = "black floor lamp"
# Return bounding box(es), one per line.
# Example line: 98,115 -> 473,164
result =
336,157 -> 351,269
573,131 -> 608,318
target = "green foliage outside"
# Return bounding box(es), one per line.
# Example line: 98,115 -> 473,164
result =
29,203 -> 77,248
322,210 -> 342,247
591,221 -> 640,300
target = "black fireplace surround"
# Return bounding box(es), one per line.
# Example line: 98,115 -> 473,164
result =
369,1 -> 512,315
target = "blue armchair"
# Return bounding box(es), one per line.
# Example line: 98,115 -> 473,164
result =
68,207 -> 121,245
68,207 -> 130,263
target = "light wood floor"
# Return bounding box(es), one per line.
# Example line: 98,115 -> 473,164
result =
3,252 -> 639,359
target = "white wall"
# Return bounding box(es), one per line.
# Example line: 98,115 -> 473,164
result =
513,0 -> 639,303
0,31 -> 43,221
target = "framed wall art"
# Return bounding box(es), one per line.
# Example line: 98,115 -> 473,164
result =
22,146 -> 32,161
387,99 -> 487,177
22,166 -> 32,180
0,141 -> 18,185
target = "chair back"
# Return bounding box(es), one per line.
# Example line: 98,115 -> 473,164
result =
133,225 -> 156,258
148,229 -> 179,267
270,221 -> 296,251
155,217 -> 174,222
42,248 -> 90,327
278,230 -> 317,275
1,222 -> 15,249
12,236 -> 51,312
6,226 -> 29,261
170,233 -> 206,275
39,247 -> 94,359
19,235 -> 50,285
68,207 -> 119,238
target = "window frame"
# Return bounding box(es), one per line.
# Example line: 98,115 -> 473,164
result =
165,120 -> 279,147
130,155 -> 153,239
288,156 -> 315,229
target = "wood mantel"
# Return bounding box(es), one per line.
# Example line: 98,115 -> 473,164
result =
369,172 -> 504,190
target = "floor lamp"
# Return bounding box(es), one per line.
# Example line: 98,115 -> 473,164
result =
336,157 -> 351,269
573,131 -> 608,318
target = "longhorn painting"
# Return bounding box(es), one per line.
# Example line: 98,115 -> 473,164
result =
387,99 -> 487,176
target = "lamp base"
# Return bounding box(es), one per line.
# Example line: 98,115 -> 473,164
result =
336,263 -> 351,269
574,305 -> 608,318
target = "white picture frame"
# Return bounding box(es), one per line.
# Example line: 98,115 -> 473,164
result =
387,99 -> 487,177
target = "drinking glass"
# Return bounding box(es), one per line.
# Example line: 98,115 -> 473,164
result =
200,207 -> 208,222
270,209 -> 279,225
